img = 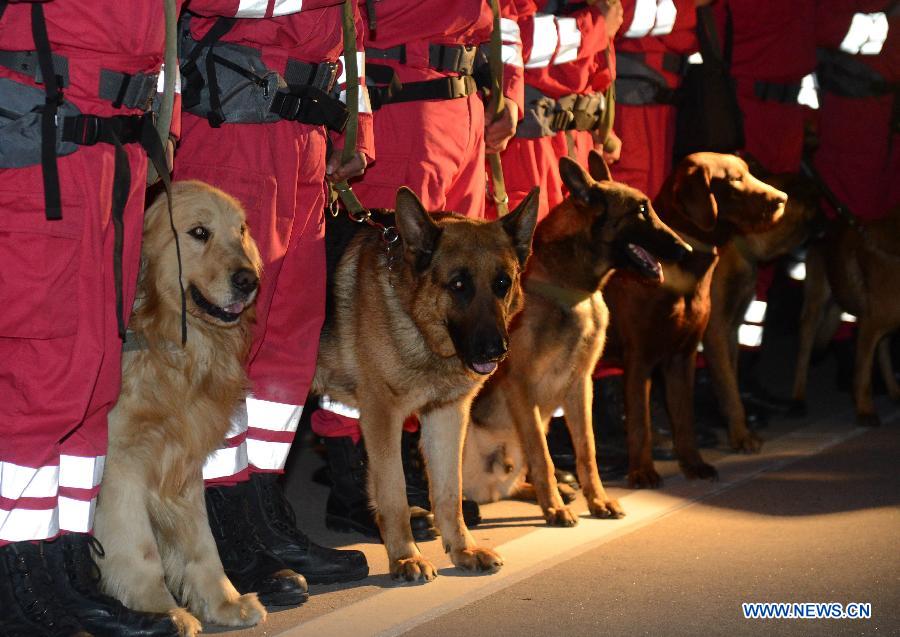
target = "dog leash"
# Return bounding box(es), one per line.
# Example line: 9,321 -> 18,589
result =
800,158 -> 869,242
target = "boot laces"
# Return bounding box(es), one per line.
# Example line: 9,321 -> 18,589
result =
257,477 -> 310,547
208,488 -> 268,563
4,546 -> 76,631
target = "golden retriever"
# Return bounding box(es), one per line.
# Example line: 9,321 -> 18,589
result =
94,181 -> 267,636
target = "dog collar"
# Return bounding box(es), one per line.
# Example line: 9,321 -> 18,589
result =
525,278 -> 596,308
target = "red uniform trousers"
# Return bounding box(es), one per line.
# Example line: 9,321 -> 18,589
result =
0,146 -> 147,544
491,135 -> 562,222
174,115 -> 328,485
611,103 -> 676,199
311,93 -> 486,441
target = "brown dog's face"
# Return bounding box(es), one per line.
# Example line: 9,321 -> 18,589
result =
549,152 -> 691,283
395,187 -> 539,376
672,153 -> 788,235
143,181 -> 263,328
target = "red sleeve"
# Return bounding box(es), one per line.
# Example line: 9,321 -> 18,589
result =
499,0 -> 531,114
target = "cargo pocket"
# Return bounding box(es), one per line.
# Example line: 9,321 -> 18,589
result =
0,187 -> 83,339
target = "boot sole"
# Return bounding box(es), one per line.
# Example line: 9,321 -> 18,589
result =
325,515 -> 438,542
258,590 -> 310,607
305,564 -> 370,585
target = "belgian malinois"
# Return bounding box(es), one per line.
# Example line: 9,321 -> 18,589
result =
463,152 -> 690,525
312,187 -> 538,582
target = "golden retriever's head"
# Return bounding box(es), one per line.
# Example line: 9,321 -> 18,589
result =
141,181 -> 262,329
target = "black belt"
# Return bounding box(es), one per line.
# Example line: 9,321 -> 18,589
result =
269,85 -> 349,132
368,72 -> 477,110
754,80 -> 802,104
367,43 -> 479,75
284,59 -> 339,93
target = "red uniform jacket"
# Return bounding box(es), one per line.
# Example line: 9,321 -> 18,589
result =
617,0 -> 697,89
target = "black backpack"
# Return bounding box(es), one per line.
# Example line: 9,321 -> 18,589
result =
673,5 -> 745,160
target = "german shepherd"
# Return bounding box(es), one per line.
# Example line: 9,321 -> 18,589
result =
462,153 -> 690,525
312,187 -> 538,582
95,182 -> 272,636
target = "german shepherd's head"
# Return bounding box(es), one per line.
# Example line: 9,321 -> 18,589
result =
535,152 -> 690,286
394,187 -> 539,376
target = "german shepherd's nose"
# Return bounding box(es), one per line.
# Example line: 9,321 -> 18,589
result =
231,268 -> 259,295
477,331 -> 508,362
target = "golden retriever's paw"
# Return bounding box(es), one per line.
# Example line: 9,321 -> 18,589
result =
588,498 -> 625,519
390,555 -> 437,583
543,506 -> 579,527
168,607 -> 203,637
680,460 -> 718,481
628,467 -> 662,489
212,593 -> 267,628
451,546 -> 504,574
729,430 -> 762,454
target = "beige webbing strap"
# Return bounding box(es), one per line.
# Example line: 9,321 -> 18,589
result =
596,46 -> 616,150
332,0 -> 366,215
147,0 -> 178,186
565,130 -> 576,159
486,0 -> 509,216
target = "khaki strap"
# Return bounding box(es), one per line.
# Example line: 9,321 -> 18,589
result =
565,130 -> 576,159
332,0 -> 366,215
147,0 -> 178,186
596,47 -> 616,149
486,0 -> 509,216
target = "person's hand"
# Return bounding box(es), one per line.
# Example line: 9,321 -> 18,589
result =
165,136 -> 176,175
598,129 -> 622,164
485,100 -> 519,154
600,0 -> 624,39
326,149 -> 367,182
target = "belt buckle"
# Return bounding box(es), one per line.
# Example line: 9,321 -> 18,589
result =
77,115 -> 102,146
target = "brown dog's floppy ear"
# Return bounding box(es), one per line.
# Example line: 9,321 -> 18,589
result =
587,150 -> 613,183
498,187 -> 539,267
559,156 -> 594,206
395,186 -> 441,271
676,164 -> 718,232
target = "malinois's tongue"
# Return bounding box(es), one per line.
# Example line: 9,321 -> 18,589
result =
627,243 -> 664,282
471,361 -> 498,375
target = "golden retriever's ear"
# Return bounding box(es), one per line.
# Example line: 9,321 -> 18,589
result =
676,164 -> 718,232
587,150 -> 613,183
395,187 -> 442,272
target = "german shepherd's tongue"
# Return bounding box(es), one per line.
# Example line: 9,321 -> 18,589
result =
626,243 -> 664,282
471,361 -> 499,375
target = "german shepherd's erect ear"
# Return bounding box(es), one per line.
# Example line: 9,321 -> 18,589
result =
587,150 -> 613,183
395,186 -> 442,272
498,187 -> 540,267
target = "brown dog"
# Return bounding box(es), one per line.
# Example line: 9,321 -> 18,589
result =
94,182 -> 273,636
791,208 -> 900,427
312,187 -> 538,582
603,153 -> 787,488
703,172 -> 819,451
463,153 -> 690,526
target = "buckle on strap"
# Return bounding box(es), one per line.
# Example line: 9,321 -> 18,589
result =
754,80 -> 802,104
284,59 -> 339,93
428,44 -> 477,75
0,49 -> 70,86
61,113 -> 151,146
99,69 -> 160,110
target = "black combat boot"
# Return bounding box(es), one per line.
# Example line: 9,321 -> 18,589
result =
401,430 -> 482,527
39,535 -> 179,637
0,541 -> 91,637
204,485 -> 309,606
323,436 -> 437,541
239,473 -> 369,584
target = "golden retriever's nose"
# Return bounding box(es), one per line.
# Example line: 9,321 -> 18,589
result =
231,268 -> 259,295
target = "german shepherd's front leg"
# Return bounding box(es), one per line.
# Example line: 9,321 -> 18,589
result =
361,406 -> 436,582
420,401 -> 503,573
562,375 -> 624,519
